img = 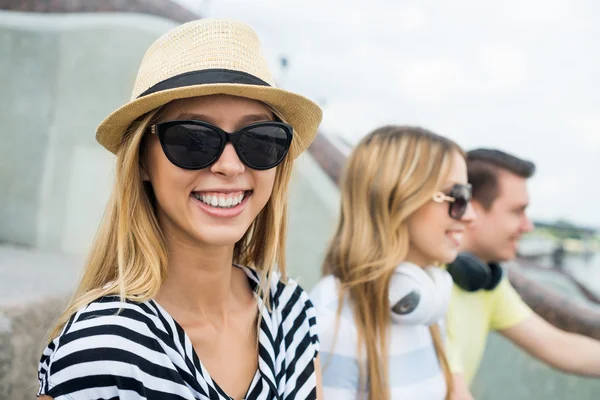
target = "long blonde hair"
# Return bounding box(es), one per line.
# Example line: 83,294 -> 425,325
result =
48,105 -> 294,340
323,126 -> 464,400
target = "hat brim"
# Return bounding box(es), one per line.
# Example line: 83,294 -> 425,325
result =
96,83 -> 323,159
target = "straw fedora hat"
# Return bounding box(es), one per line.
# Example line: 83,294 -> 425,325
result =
96,18 -> 322,159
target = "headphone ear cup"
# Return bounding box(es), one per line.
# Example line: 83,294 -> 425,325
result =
485,262 -> 504,290
389,264 -> 437,325
389,264 -> 453,326
423,267 -> 453,325
447,252 -> 492,292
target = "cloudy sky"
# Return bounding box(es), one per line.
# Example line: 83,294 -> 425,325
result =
175,0 -> 599,227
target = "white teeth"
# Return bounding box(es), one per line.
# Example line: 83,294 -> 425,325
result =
448,232 -> 463,243
194,192 -> 248,208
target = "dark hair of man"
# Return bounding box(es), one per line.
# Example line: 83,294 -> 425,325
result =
466,148 -> 536,209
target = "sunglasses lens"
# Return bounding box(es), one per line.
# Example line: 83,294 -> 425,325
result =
235,124 -> 291,169
450,197 -> 468,219
449,184 -> 472,219
161,124 -> 222,169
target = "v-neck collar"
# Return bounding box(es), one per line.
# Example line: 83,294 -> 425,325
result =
148,265 -> 279,400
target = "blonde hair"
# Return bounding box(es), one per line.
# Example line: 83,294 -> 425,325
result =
323,125 -> 464,400
48,105 -> 294,340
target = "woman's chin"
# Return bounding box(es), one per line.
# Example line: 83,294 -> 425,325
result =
438,250 -> 459,266
192,226 -> 249,247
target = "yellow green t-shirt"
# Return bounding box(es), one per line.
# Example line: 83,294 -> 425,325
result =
445,277 -> 533,384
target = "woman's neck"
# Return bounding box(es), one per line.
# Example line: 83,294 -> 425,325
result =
404,248 -> 433,268
155,230 -> 251,325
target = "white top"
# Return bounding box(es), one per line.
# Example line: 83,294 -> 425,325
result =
310,275 -> 447,400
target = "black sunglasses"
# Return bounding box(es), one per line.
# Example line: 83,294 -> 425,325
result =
432,183 -> 472,220
151,120 -> 293,171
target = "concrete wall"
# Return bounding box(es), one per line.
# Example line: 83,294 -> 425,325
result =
287,151 -> 340,290
0,11 -> 175,398
0,10 -> 176,255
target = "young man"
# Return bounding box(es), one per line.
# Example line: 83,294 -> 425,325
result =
446,149 -> 600,395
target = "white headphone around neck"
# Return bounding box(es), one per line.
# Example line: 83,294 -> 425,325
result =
388,262 -> 453,326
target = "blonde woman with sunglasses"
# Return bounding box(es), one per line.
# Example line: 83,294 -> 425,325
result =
310,126 -> 476,400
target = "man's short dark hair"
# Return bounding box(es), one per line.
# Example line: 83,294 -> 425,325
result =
467,148 -> 536,209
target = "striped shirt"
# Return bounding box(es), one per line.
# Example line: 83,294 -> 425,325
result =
310,275 -> 446,400
38,265 -> 320,400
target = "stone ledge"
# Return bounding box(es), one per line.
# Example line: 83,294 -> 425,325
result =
2,297 -> 69,400
0,313 -> 12,398
0,244 -> 79,399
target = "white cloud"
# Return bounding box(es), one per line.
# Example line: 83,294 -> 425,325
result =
527,171 -> 592,226
385,6 -> 426,30
397,60 -> 465,103
499,0 -> 572,22
319,97 -> 399,142
393,45 -> 526,104
476,44 -> 527,91
566,114 -> 600,150
200,0 -> 427,43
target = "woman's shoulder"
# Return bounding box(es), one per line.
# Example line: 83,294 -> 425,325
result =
237,265 -> 321,375
309,275 -> 357,337
38,296 -> 175,398
309,275 -> 352,320
40,295 -> 170,362
237,265 -> 316,315
50,295 -> 165,338
308,275 -> 339,305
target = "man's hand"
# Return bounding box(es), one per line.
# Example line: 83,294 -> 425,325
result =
450,373 -> 475,400
501,313 -> 600,376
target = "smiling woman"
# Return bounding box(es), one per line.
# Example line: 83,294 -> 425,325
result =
37,18 -> 323,400
310,126 -> 476,400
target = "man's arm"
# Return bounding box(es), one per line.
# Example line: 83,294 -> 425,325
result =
450,374 -> 475,400
500,312 -> 600,376
445,323 -> 475,399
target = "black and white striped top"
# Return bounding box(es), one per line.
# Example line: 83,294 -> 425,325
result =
38,265 -> 320,400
